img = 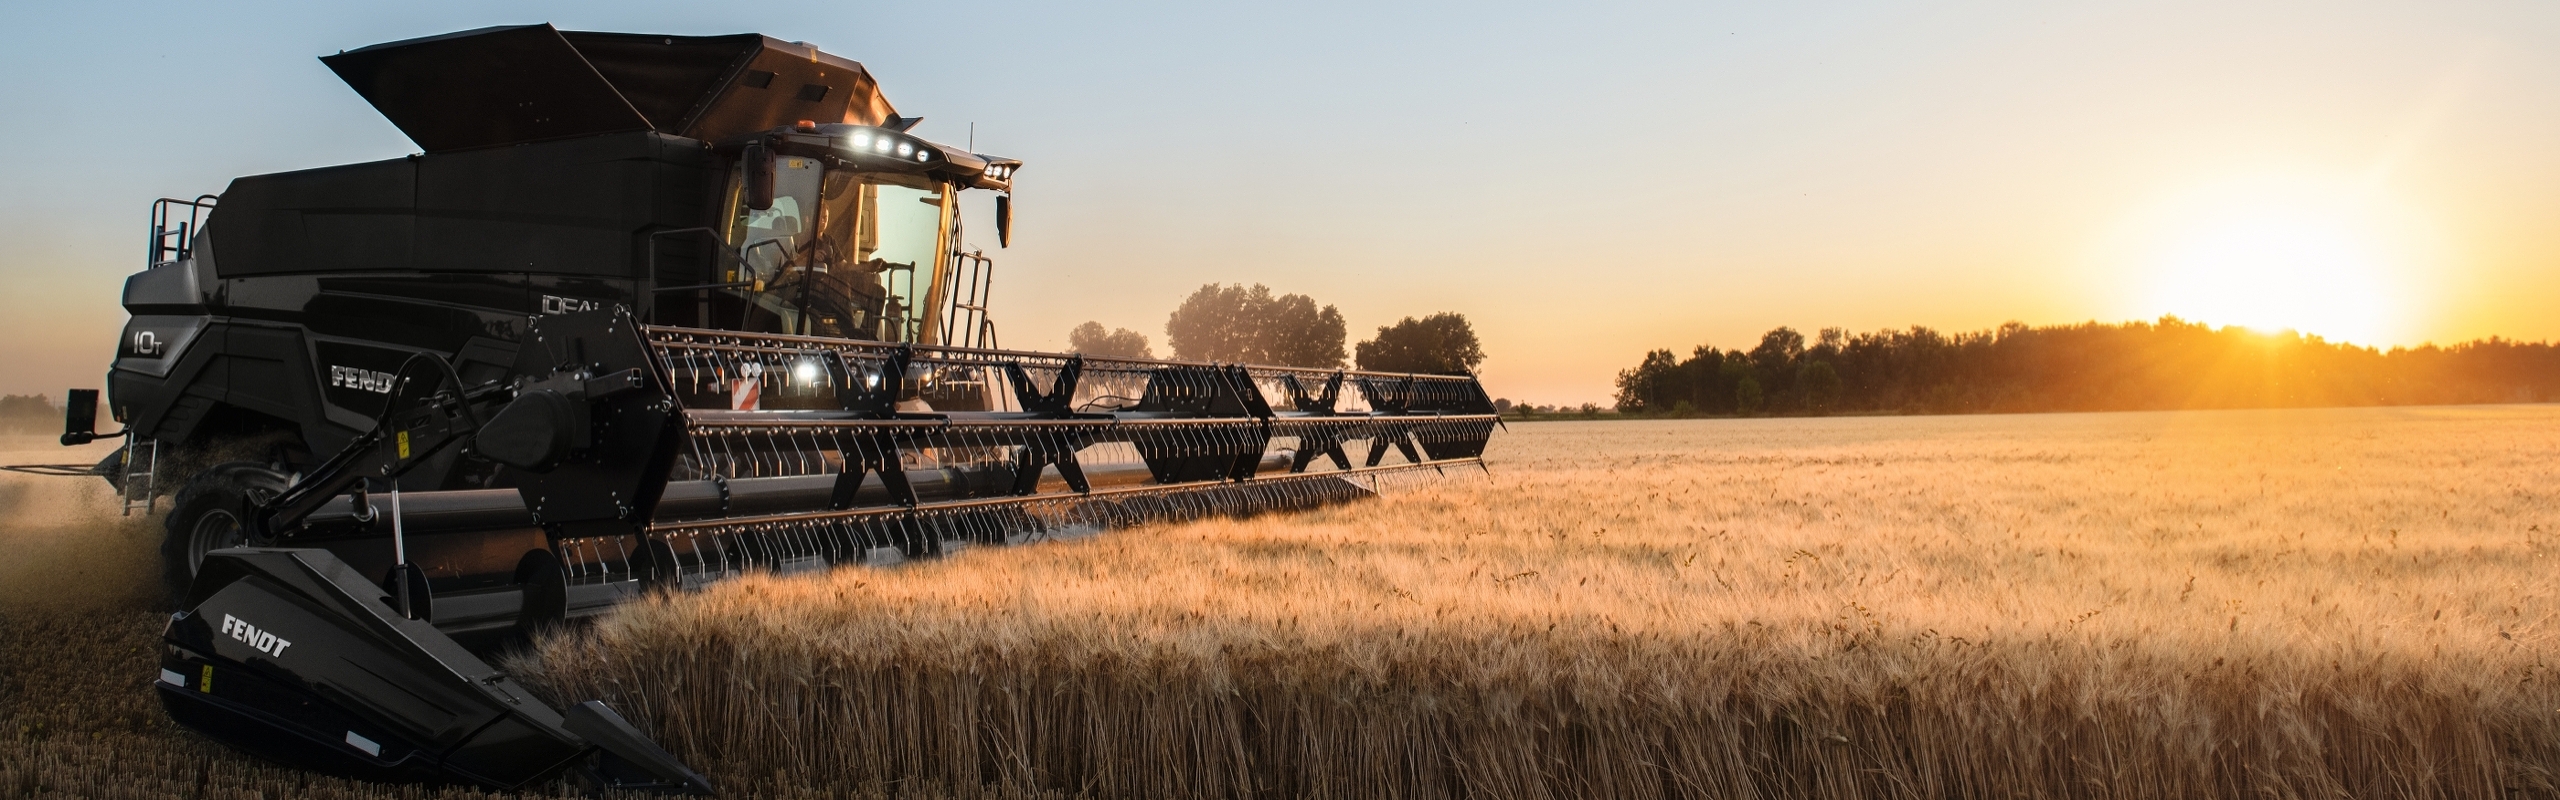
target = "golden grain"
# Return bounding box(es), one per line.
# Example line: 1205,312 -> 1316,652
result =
14,407 -> 2560,798
524,405 -> 2560,798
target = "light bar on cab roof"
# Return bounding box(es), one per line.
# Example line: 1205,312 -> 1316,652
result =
831,125 -> 938,164
803,123 -> 1018,191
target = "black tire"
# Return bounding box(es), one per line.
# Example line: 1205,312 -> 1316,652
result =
160,463 -> 291,604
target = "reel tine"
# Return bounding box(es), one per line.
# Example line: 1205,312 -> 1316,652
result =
644,330 -> 1497,576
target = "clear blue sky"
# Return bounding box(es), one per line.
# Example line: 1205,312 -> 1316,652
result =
3,1 -> 2555,405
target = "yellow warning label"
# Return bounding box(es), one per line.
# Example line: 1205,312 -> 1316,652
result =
397,430 -> 411,459
199,664 -> 213,693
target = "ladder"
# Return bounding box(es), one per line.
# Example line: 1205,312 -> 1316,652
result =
941,250 -> 998,350
121,433 -> 159,516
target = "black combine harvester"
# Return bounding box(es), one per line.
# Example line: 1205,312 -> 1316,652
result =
36,25 -> 1497,794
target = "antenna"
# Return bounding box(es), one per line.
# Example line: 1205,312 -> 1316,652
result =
969,122 -> 975,151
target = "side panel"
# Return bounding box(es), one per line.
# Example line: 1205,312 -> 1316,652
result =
214,274 -> 530,482
208,159 -> 417,278
200,133 -> 717,281
413,133 -> 719,278
300,274 -> 531,420
221,324 -> 344,455
116,315 -> 209,380
112,322 -> 225,434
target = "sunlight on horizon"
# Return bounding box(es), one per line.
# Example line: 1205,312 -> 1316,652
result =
2109,175 -> 2441,346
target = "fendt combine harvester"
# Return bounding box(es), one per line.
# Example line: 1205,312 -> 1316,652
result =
40,25 -> 1497,793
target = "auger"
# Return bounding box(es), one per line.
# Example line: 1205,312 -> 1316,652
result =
34,24 -> 1496,792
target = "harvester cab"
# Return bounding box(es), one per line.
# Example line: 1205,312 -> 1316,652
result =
50,24 -> 1498,792
704,121 -> 1018,345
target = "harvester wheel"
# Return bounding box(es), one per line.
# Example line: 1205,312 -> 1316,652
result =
159,463 -> 290,603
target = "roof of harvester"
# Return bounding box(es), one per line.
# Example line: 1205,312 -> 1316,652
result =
323,24 -> 901,153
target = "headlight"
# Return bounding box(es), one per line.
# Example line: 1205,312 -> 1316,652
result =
851,133 -> 871,147
895,142 -> 913,156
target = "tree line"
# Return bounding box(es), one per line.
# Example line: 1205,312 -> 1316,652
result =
1070,284 -> 1485,374
1615,317 -> 2560,416
0,394 -> 60,434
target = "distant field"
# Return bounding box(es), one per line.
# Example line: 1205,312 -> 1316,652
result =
8,408 -> 2560,798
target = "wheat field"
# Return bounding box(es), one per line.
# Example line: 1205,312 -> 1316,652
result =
525,405 -> 2560,798
9,407 -> 2560,798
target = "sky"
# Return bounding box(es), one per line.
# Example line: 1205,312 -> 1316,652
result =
0,1 -> 2554,406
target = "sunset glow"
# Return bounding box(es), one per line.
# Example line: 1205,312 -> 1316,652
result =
2123,177 -> 2434,345
0,3 -> 2553,409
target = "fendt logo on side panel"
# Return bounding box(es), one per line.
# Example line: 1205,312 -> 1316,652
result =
540,295 -> 599,315
218,614 -> 293,658
331,365 -> 396,394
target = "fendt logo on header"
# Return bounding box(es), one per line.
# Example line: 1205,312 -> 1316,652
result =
218,614 -> 293,658
331,365 -> 396,394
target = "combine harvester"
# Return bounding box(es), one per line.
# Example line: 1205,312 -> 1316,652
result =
38,26 -> 1496,793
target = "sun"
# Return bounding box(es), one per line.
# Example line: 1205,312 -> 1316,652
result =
2150,205 -> 2393,341
2118,177 -> 2432,345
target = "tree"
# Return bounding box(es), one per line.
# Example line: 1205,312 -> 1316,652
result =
1163,283 -> 1347,367
1751,326 -> 1805,376
1800,361 -> 1842,414
1067,321 -> 1154,359
0,393 -> 58,434
1614,349 -> 1679,412
1752,327 -> 1805,366
1355,312 -> 1486,374
1257,293 -> 1348,369
1164,284 -> 1259,362
1735,376 -> 1765,415
1715,355 -> 1755,414
1607,316 -> 2560,417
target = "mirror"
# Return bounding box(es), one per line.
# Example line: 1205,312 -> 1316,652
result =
995,194 -> 1011,248
59,388 -> 99,445
743,142 -> 775,211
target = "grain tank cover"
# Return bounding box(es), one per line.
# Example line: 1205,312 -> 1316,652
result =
323,24 -> 899,154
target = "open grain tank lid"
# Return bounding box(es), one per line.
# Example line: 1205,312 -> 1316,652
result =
322,24 -> 900,153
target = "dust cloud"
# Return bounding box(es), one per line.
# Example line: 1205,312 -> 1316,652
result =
0,434 -> 159,612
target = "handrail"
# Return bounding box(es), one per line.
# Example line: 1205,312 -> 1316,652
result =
645,227 -> 735,327
147,195 -> 218,269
